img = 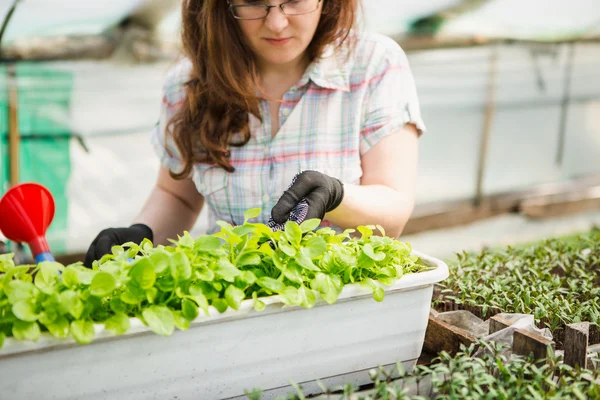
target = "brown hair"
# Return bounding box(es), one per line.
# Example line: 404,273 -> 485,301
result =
167,0 -> 359,178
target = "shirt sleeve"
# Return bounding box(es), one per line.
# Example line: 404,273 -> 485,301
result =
150,59 -> 191,175
359,39 -> 426,156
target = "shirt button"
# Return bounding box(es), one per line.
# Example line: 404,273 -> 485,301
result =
199,183 -> 207,192
262,195 -> 270,203
282,108 -> 291,117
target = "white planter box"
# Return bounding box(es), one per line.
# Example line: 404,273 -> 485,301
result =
0,251 -> 448,400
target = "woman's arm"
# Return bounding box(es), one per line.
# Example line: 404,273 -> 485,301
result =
325,123 -> 419,238
132,166 -> 205,245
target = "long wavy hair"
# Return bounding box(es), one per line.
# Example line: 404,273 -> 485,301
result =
167,0 -> 359,177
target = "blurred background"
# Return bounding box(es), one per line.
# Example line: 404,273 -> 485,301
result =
0,0 -> 599,261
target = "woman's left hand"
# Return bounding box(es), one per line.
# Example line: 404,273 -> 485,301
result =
271,170 -> 345,224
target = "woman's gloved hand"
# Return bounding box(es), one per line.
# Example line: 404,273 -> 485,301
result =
271,170 -> 344,225
84,224 -> 153,268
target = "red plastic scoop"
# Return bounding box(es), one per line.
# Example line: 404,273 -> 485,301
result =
0,183 -> 55,263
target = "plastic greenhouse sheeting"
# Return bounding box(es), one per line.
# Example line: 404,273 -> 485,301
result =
0,0 -> 145,43
440,0 -> 600,40
0,64 -> 73,254
2,0 -> 598,44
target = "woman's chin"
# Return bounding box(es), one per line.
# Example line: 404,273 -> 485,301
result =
258,50 -> 304,68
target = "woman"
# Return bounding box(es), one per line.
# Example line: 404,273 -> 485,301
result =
84,0 -> 425,267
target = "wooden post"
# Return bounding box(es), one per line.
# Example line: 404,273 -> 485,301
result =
7,63 -> 19,187
512,329 -> 555,364
488,315 -> 514,334
474,44 -> 498,206
590,323 -> 600,346
424,312 -> 477,355
564,322 -> 590,369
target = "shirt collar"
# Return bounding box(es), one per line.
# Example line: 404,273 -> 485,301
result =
294,44 -> 351,92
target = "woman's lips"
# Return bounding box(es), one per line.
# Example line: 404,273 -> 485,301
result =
265,37 -> 291,46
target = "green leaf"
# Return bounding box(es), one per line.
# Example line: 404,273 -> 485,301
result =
170,252 -> 192,281
77,267 -> 95,285
225,285 -> 245,311
300,219 -> 321,233
0,333 -> 5,348
182,298 -> 199,321
244,208 -> 262,222
195,236 -> 222,252
216,220 -> 234,232
60,290 -> 85,319
0,253 -> 15,270
62,266 -> 81,289
282,264 -> 304,285
215,259 -> 241,282
311,273 -> 342,304
177,232 -> 195,248
47,316 -> 70,339
297,286 -> 317,309
12,300 -> 40,322
110,297 -> 127,314
189,284 -> 210,315
146,287 -> 158,303
195,266 -> 215,281
295,248 -> 320,271
212,298 -> 229,313
142,306 -> 175,336
357,226 -> 373,240
252,292 -> 266,311
172,310 -> 191,331
149,251 -> 171,273
38,309 -> 57,325
105,313 -> 130,336
280,286 -> 301,306
279,242 -> 297,257
257,277 -> 286,292
285,221 -> 303,246
258,242 -> 274,257
362,243 -> 386,262
237,270 -> 257,287
373,287 -> 385,302
120,289 -> 142,305
233,225 -> 255,237
12,321 -> 41,341
237,252 -> 261,267
90,272 -> 117,297
39,261 -> 64,277
34,262 -> 62,294
71,320 -> 95,344
129,258 -> 156,289
305,236 -> 327,258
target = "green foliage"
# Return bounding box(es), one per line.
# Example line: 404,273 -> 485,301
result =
437,230 -> 600,336
0,216 -> 426,346
276,341 -> 600,399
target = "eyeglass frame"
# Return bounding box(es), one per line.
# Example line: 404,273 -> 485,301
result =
227,0 -> 323,20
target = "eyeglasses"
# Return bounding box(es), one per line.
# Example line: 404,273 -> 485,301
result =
228,0 -> 321,20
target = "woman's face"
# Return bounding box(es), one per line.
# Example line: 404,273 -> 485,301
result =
231,0 -> 323,69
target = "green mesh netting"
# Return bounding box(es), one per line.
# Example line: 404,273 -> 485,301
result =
0,63 -> 73,255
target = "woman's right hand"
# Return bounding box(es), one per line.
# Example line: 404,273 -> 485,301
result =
84,224 -> 153,268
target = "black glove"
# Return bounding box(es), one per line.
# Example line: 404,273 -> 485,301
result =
271,170 -> 344,224
84,224 -> 153,268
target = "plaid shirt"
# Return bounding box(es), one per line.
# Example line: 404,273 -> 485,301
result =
152,31 -> 425,234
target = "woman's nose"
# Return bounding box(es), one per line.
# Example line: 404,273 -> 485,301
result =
263,6 -> 289,33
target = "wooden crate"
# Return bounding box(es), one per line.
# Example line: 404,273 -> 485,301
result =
424,312 -> 556,362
